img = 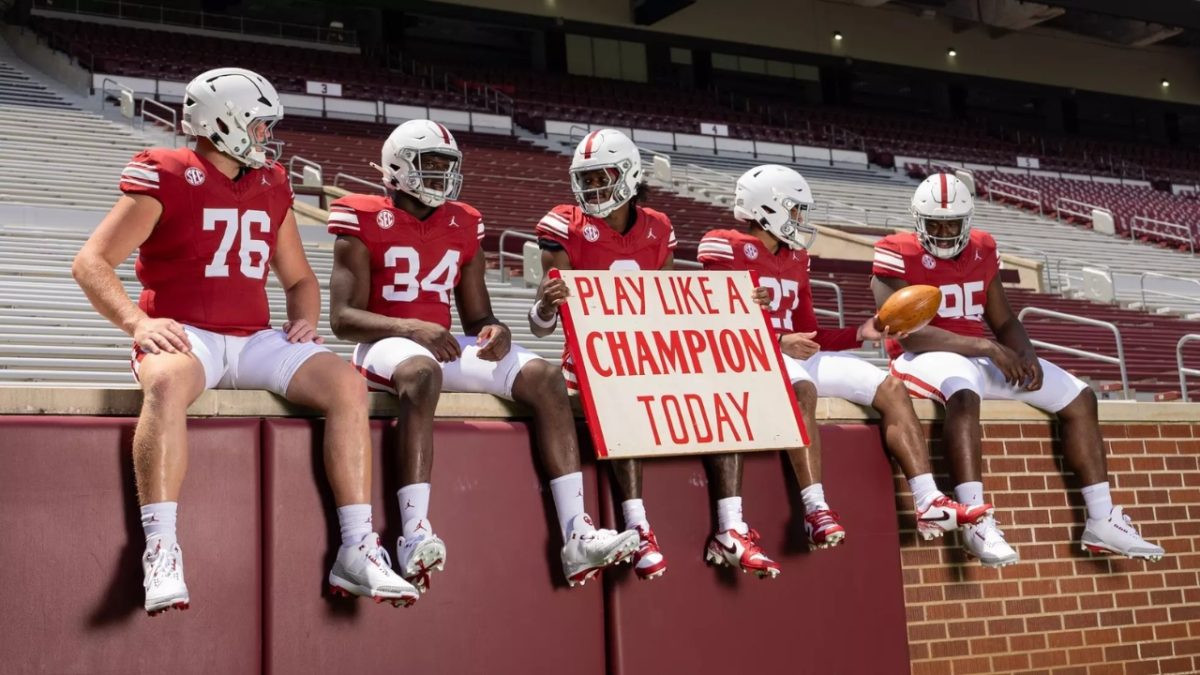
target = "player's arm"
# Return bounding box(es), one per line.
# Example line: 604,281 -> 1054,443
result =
529,247 -> 573,338
456,249 -> 510,360
328,235 -> 459,360
270,210 -> 322,343
982,278 -> 1043,389
871,275 -> 995,357
660,252 -> 675,271
72,195 -> 190,354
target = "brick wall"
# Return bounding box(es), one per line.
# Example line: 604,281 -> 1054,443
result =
898,421 -> 1200,675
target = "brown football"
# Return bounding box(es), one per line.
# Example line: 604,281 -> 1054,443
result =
875,285 -> 943,335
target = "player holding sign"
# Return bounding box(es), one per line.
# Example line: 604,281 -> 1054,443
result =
698,165 -> 990,550
871,173 -> 1163,566
328,120 -> 638,591
531,129 -> 781,579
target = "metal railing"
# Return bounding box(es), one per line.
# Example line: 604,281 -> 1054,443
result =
1017,307 -> 1129,399
333,173 -> 383,195
1130,216 -> 1195,255
986,180 -> 1042,211
139,98 -> 176,145
287,156 -> 323,189
1138,272 -> 1200,312
98,77 -> 132,121
1178,334 -> 1200,402
1054,197 -> 1110,225
810,279 -> 844,328
33,0 -> 358,47
497,230 -> 538,284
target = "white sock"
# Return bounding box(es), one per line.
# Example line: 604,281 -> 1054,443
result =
397,483 -> 431,524
716,496 -> 747,534
549,472 -> 586,539
908,473 -> 942,510
140,501 -> 177,545
622,498 -> 648,530
801,484 -> 829,513
1082,482 -> 1113,521
954,481 -> 985,508
336,503 -> 373,547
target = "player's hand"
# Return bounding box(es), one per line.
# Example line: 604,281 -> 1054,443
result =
988,343 -> 1025,386
537,277 -> 570,319
857,316 -> 910,345
409,321 -> 461,362
282,319 -> 324,344
133,317 -> 191,355
476,323 -> 512,362
752,286 -> 772,308
1019,351 -> 1044,391
779,331 -> 820,360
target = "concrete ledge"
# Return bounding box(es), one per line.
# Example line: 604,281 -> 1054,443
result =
2,388 -> 1198,423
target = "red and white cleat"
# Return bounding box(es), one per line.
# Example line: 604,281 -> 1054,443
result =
328,533 -> 420,608
397,519 -> 447,593
916,495 -> 993,540
143,537 -> 190,616
561,514 -> 639,588
804,509 -> 846,550
705,527 -> 781,579
633,525 -> 668,581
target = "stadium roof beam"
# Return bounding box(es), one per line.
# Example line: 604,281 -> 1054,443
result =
631,0 -> 696,26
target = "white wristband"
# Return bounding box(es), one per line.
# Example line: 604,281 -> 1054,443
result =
529,300 -> 558,329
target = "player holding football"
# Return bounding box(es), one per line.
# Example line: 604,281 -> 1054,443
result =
73,68 -> 416,614
531,129 -> 780,579
872,173 -> 1164,567
698,165 -> 992,551
327,120 -> 639,590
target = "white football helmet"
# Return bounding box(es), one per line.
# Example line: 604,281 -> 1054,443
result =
733,164 -> 816,250
181,68 -> 283,169
570,129 -> 642,218
912,173 -> 974,259
372,119 -> 463,208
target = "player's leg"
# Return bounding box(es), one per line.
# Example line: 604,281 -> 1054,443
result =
778,353 -> 844,550
891,352 -> 1018,567
703,451 -> 780,578
239,331 -> 418,605
131,328 -> 215,615
985,358 -> 1163,561
810,351 -> 992,539
510,359 -> 644,583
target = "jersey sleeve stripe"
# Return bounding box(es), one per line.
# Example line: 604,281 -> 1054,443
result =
120,177 -> 159,190
873,262 -> 905,276
873,251 -> 905,267
121,168 -> 159,183
329,205 -> 356,214
698,238 -> 733,252
328,224 -> 361,233
545,211 -> 570,224
872,258 -> 905,273
327,213 -> 361,226
874,248 -> 903,263
536,218 -> 569,237
126,161 -> 158,171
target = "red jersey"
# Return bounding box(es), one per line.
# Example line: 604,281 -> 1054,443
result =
873,229 -> 1000,356
698,229 -> 860,351
535,204 -> 676,271
119,147 -> 293,335
327,194 -> 485,330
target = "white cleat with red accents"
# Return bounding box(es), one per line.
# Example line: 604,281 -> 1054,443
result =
705,527 -> 781,579
962,514 -> 1019,568
328,532 -> 420,607
916,495 -> 993,540
561,514 -> 639,587
633,525 -> 668,581
397,518 -> 447,593
1081,506 -> 1164,562
804,509 -> 846,550
143,537 -> 190,616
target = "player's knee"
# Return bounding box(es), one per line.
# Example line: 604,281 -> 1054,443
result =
516,359 -> 567,402
1059,387 -> 1097,421
329,363 -> 369,409
140,367 -> 193,405
876,376 -> 907,404
945,389 -> 981,415
393,356 -> 442,398
792,381 -> 817,412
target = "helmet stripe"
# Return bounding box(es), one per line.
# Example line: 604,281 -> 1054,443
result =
939,173 -> 949,209
434,122 -> 451,143
582,131 -> 600,159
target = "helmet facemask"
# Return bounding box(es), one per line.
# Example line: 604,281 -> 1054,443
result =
571,164 -> 634,218
914,214 -> 972,259
760,196 -> 816,250
384,148 -> 463,208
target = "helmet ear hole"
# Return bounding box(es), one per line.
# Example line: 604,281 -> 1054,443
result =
215,118 -> 230,135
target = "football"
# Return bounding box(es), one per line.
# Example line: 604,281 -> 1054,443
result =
875,285 -> 943,335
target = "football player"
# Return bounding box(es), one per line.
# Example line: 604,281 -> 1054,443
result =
327,120 -> 639,590
699,165 -> 992,552
872,173 -> 1164,566
72,68 -> 415,614
530,129 -> 780,579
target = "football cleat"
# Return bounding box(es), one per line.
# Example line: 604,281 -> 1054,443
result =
396,519 -> 446,593
328,533 -> 420,607
143,537 -> 190,616
916,495 -> 993,540
561,514 -> 639,587
804,509 -> 846,550
633,525 -> 668,581
962,514 -> 1020,568
705,527 -> 781,579
1081,506 -> 1164,562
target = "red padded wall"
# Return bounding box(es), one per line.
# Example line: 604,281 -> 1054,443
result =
601,425 -> 910,675
261,419 -> 608,675
0,417 -> 262,675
